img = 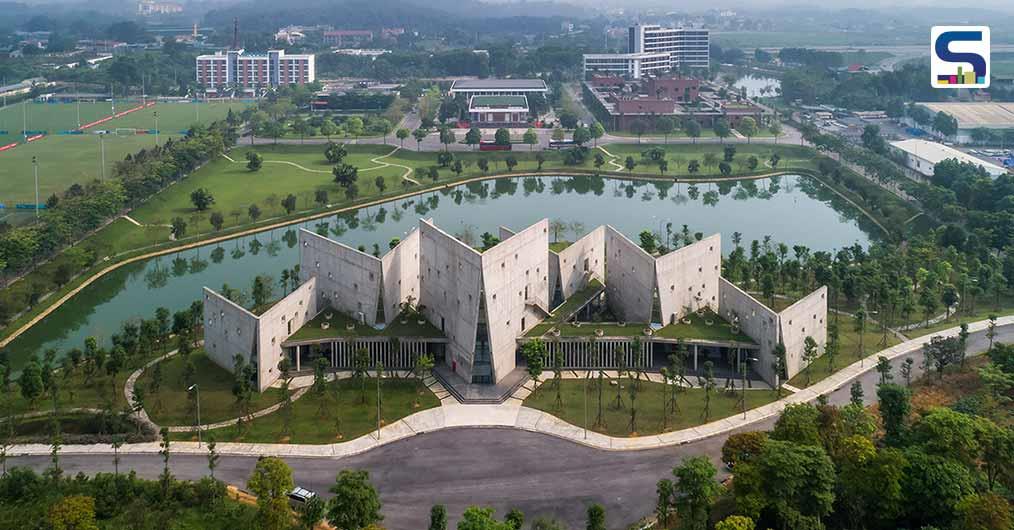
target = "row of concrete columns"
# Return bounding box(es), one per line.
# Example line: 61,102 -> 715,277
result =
541,338 -> 651,369
293,339 -> 432,370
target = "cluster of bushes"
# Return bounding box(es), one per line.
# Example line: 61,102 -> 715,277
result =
0,468 -> 249,530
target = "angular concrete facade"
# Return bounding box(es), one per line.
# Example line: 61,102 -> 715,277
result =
480,219 -> 551,382
203,278 -> 317,391
555,226 -> 606,301
203,221 -> 827,390
300,230 -> 383,326
604,226 -> 656,323
656,234 -> 721,324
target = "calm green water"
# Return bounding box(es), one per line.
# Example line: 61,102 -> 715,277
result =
3,174 -> 875,369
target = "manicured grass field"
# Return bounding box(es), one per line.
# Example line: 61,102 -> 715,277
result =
0,101 -> 250,206
524,377 -> 781,436
141,349 -> 285,426
174,376 -> 439,443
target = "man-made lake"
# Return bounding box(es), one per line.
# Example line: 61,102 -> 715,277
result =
733,75 -> 781,98
3,174 -> 875,369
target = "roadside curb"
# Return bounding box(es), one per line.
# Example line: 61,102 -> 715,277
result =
10,317 -> 1005,458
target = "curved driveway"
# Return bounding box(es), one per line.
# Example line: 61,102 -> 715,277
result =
9,324 -> 1008,529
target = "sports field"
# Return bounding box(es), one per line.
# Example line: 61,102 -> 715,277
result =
0,101 -> 250,219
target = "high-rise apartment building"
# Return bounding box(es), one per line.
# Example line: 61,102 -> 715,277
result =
583,24 -> 709,79
628,24 -> 710,71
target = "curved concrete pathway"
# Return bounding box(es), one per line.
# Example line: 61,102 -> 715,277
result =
10,315 -> 1008,458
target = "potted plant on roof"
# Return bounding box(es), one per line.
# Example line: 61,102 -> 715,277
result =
595,328 -> 604,337
416,304 -> 427,325
399,295 -> 417,325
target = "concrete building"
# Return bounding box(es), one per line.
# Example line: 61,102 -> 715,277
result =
890,139 -> 1008,178
582,52 -> 671,79
196,49 -> 315,91
448,79 -> 549,99
203,221 -> 825,395
467,95 -> 530,126
583,23 -> 709,79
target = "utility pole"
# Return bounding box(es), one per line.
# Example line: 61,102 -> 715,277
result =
99,134 -> 106,179
188,384 -> 202,447
22,100 -> 27,141
32,156 -> 39,218
75,83 -> 81,128
154,111 -> 159,146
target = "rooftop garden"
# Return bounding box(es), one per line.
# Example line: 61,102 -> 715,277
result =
527,279 -> 605,337
654,307 -> 757,344
549,241 -> 573,253
284,306 -> 444,344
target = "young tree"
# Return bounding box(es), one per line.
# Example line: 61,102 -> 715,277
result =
684,119 -> 701,144
206,438 -> 219,479
655,116 -> 675,144
877,383 -> 911,446
802,336 -> 819,386
522,128 -> 538,150
170,217 -> 187,239
656,479 -> 674,528
190,188 -> 215,211
327,470 -> 383,530
713,118 -> 731,143
282,194 -> 297,215
429,505 -> 448,530
494,128 -> 511,146
849,380 -> 864,406
586,503 -> 606,530
738,116 -> 758,143
248,456 -> 294,530
246,151 -> 263,171
590,121 -> 605,147
353,348 -> 370,403
522,340 -> 546,395
876,355 -> 893,385
412,128 -> 428,150
673,456 -> 721,530
299,496 -> 326,530
624,156 -> 636,173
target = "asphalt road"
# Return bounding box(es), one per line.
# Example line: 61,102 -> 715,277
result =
10,323 -> 1006,529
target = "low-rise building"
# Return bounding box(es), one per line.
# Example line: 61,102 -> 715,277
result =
583,52 -> 671,79
890,138 -> 1008,177
449,78 -> 549,99
203,220 -> 826,395
467,95 -> 530,126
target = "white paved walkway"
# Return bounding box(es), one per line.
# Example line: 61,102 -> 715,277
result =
11,316 -> 1009,458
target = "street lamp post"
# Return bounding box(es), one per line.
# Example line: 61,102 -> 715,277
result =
32,156 -> 38,218
154,111 -> 159,146
187,384 -> 202,446
740,355 -> 759,419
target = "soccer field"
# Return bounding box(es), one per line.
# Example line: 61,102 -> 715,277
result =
0,101 -> 251,214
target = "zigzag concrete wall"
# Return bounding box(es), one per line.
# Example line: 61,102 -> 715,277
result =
779,286 -> 828,379
480,219 -> 550,381
656,234 -> 721,325
203,278 -> 317,391
418,220 -> 483,381
555,226 -> 606,300
300,229 -> 382,326
203,287 -> 258,386
381,229 -> 421,324
257,279 -> 317,385
604,226 -> 655,323
718,278 -> 780,383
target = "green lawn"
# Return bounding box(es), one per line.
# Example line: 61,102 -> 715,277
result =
140,349 -> 285,427
0,101 -> 250,205
175,376 -> 439,444
3,348 -> 164,417
524,377 -> 781,436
